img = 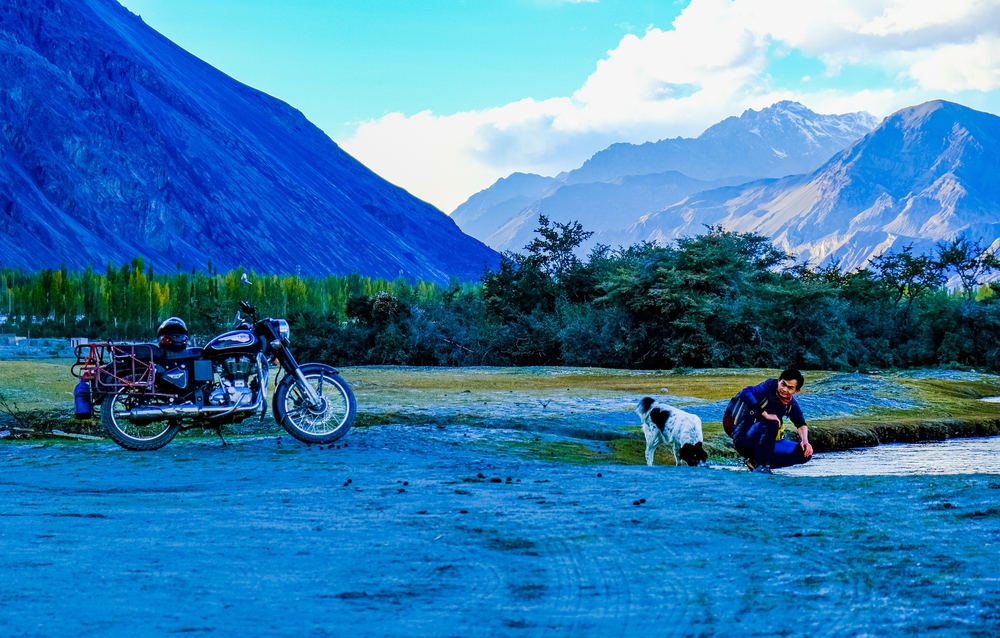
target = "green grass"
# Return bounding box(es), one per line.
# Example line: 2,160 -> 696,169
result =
6,360 -> 1000,456
346,365 -> 786,399
0,358 -> 78,410
493,439 -> 606,465
0,358 -> 82,433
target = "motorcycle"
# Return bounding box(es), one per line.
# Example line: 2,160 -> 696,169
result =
72,274 -> 356,451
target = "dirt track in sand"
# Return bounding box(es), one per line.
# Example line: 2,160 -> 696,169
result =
3,427 -> 1000,637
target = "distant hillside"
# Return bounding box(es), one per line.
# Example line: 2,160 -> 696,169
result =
451,101 -> 877,251
450,172 -> 561,243
615,100 -> 1000,270
480,172 -> 747,254
0,0 -> 497,282
567,101 -> 878,184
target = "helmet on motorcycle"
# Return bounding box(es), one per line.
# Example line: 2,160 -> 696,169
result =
156,316 -> 189,351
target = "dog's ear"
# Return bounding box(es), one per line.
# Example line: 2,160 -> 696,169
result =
650,408 -> 669,432
639,397 -> 655,412
695,442 -> 708,464
678,443 -> 694,466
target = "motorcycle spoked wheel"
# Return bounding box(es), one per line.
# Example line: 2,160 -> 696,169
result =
101,384 -> 180,451
273,363 -> 356,444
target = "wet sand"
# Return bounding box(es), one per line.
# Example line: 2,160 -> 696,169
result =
3,426 -> 1000,637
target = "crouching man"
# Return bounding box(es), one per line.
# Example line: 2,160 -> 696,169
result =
723,369 -> 813,474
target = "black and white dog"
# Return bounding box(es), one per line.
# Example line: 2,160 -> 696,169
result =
635,397 -> 707,467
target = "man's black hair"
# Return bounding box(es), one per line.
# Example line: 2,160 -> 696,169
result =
779,369 -> 805,389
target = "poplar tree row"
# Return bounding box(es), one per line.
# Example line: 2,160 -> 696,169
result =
0,258 -> 440,340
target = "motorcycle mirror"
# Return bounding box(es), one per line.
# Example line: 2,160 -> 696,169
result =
240,273 -> 252,287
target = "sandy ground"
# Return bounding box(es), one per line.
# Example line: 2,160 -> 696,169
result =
3,425 -> 1000,637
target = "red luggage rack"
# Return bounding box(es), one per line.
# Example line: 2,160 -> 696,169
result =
72,342 -> 156,393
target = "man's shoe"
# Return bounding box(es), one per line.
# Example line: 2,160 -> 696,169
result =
752,465 -> 774,475
744,458 -> 756,472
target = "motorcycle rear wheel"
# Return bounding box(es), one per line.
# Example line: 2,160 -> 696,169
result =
273,364 -> 355,444
101,386 -> 180,451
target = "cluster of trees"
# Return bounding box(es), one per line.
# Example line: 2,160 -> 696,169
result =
286,221 -> 1000,371
5,218 -> 1000,371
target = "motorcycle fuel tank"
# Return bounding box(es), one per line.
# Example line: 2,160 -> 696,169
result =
203,330 -> 259,357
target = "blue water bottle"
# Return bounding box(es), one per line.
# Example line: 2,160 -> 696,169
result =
74,378 -> 93,420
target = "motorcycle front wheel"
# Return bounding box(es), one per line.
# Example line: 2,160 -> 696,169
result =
101,386 -> 180,451
273,363 -> 356,444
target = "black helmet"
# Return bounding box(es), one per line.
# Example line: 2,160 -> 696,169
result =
156,316 -> 189,351
157,316 -> 188,337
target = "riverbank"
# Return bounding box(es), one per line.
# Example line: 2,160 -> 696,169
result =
784,435 -> 1000,476
4,361 -> 1000,463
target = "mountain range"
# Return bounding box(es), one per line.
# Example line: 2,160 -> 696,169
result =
452,101 -> 880,252
0,0 -> 497,283
566,101 -> 880,184
615,100 -> 1000,271
455,98 -> 1000,274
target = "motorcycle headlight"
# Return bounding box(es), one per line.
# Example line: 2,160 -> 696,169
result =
275,319 -> 290,342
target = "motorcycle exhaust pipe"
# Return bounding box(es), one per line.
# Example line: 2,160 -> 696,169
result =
125,404 -> 250,422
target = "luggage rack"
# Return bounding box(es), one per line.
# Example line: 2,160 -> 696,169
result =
72,342 -> 156,393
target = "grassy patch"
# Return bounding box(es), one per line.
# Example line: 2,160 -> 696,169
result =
488,438 -> 605,465
606,436 -> 655,465
602,434 -> 737,465
0,359 -> 77,410
6,360 -> 1000,455
353,411 -> 450,428
346,365 -> 787,399
0,359 -> 96,435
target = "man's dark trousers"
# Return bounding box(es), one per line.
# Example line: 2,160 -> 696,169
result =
729,398 -> 809,469
732,421 -> 808,469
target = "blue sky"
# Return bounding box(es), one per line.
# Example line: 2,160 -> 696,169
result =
119,0 -> 684,140
118,1 -> 1000,211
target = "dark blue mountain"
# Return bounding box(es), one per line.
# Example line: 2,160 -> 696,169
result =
0,0 -> 497,282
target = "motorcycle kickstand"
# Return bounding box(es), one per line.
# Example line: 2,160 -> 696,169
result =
215,428 -> 230,446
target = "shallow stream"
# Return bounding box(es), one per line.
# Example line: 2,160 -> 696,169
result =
781,435 -> 1000,476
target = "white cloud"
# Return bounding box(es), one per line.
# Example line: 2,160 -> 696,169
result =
341,0 -> 1000,212
908,34 -> 1000,91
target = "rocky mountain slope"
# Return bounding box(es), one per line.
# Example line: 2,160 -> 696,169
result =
615,100 -> 1000,270
452,102 -> 877,252
567,101 -> 879,184
0,0 -> 497,282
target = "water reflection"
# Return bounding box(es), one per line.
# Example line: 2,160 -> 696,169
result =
780,436 -> 1000,476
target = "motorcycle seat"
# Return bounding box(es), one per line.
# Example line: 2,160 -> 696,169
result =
116,343 -> 162,360
164,347 -> 204,360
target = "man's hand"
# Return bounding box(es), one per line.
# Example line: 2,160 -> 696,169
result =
798,425 -> 813,458
761,411 -> 781,423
